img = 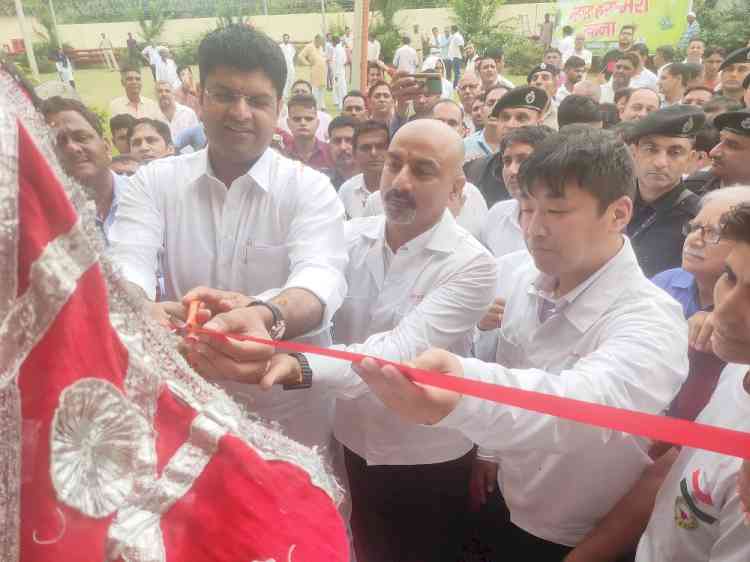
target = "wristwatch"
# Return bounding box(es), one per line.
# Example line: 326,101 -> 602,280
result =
283,352 -> 313,390
247,300 -> 286,340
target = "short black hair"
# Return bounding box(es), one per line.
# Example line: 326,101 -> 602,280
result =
343,90 -> 367,106
544,47 -> 562,57
128,117 -> 173,146
500,125 -> 555,156
176,64 -> 191,76
684,63 -> 704,83
109,113 -> 137,134
685,85 -> 714,98
41,96 -> 103,137
291,79 -> 313,92
367,80 -> 391,98
562,25 -> 574,36
617,51 -> 641,69
558,95 -> 602,128
367,61 -> 382,72
485,47 -> 504,61
703,96 -> 744,115
518,126 -> 636,211
620,24 -> 636,34
663,62 -> 691,86
599,102 -> 621,129
614,87 -> 633,105
704,46 -> 726,59
402,35 -> 411,44
328,114 -> 358,137
119,62 -> 141,75
655,45 -> 675,62
720,202 -> 750,244
628,43 -> 649,59
564,55 -> 586,70
688,38 -> 706,46
353,119 -> 390,150
198,24 -> 287,99
287,94 -> 317,111
694,125 -> 720,154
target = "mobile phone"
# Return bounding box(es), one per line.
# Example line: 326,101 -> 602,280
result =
411,73 -> 443,95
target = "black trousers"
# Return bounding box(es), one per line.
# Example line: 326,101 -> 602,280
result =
344,447 -> 473,562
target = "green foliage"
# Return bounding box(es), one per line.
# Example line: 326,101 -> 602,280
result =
215,0 -> 252,28
370,20 -> 402,64
171,35 -> 204,67
449,0 -> 504,40
694,0 -> 750,53
126,0 -> 172,43
27,0 -> 61,50
472,27 -> 542,75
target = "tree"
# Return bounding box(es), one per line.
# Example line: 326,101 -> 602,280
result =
694,0 -> 750,53
126,0 -> 172,43
449,0 -> 504,40
27,0 -> 60,49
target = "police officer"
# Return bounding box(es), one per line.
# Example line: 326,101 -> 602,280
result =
684,108 -> 750,195
715,46 -> 750,103
465,86 -> 548,207
626,105 -> 704,277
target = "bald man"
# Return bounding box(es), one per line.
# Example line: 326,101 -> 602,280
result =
206,120 -> 497,562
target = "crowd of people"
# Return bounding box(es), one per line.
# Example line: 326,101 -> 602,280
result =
36,15 -> 750,562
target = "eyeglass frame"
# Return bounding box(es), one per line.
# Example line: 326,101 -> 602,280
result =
202,87 -> 277,110
682,220 -> 722,244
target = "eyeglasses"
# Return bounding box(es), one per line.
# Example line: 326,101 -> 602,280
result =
682,221 -> 722,244
203,88 -> 274,109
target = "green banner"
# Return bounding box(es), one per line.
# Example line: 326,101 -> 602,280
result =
557,0 -> 692,52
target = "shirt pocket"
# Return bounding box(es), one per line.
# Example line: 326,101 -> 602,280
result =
241,241 -> 289,291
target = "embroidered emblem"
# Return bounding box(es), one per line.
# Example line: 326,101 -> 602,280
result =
678,476 -> 717,525
682,117 -> 694,134
691,469 -> 714,506
525,90 -> 536,105
674,496 -> 698,529
741,117 -> 750,130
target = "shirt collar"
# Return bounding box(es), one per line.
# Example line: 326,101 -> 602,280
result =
670,268 -> 696,289
530,238 -> 639,333
200,145 -> 274,192
362,208 -> 460,254
636,181 -> 684,213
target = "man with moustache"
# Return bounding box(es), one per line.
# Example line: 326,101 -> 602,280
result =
465,86 -> 548,207
463,84 -> 510,162
199,119 -> 497,562
684,109 -> 750,195
352,125 -> 688,560
457,72 -> 482,134
477,48 -> 515,91
324,115 -> 358,189
367,80 -> 394,126
601,51 -> 640,103
625,105 -> 704,277
716,47 -> 750,104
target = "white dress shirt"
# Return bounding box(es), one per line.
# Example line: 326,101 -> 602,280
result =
155,58 -> 179,85
280,43 -> 296,71
338,173 -> 377,219
367,39 -> 381,62
308,211 -> 496,465
600,80 -> 615,104
479,199 -> 525,257
630,68 -> 659,90
393,45 -> 419,74
436,239 -> 688,546
635,362 -> 750,562
555,83 -> 573,105
333,44 -> 348,76
363,182 -> 488,238
563,48 -> 593,66
559,35 -> 575,58
448,32 -> 465,59
108,147 -> 348,452
167,102 -> 199,140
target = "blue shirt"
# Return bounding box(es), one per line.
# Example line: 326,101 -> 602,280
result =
463,129 -> 492,162
651,267 -> 702,319
96,171 -> 127,245
174,123 -> 207,152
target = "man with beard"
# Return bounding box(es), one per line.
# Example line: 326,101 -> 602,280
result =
556,56 -> 586,105
213,119 -> 496,562
625,105 -> 704,276
42,96 -> 128,244
658,63 -> 690,107
717,47 -> 750,103
601,51 -> 640,103
478,48 -> 515,91
337,120 -> 389,219
684,109 -> 750,195
465,86 -> 548,207
128,117 -> 175,164
602,24 -> 635,78
324,115 -> 358,189
702,46 -> 725,91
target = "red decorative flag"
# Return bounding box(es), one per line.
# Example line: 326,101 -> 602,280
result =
0,69 -> 348,562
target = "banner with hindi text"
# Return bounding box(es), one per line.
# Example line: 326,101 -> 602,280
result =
557,0 -> 692,52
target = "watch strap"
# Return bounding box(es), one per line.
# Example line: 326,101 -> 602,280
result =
283,352 -> 313,390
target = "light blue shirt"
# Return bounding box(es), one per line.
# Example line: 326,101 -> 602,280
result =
463,129 -> 492,162
97,171 -> 127,245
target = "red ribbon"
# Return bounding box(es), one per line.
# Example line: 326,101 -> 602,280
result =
188,327 -> 750,460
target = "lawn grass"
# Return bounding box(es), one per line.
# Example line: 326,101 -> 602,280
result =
38,65 -> 526,132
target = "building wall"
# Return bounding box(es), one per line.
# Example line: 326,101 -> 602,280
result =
1,3 -> 553,51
